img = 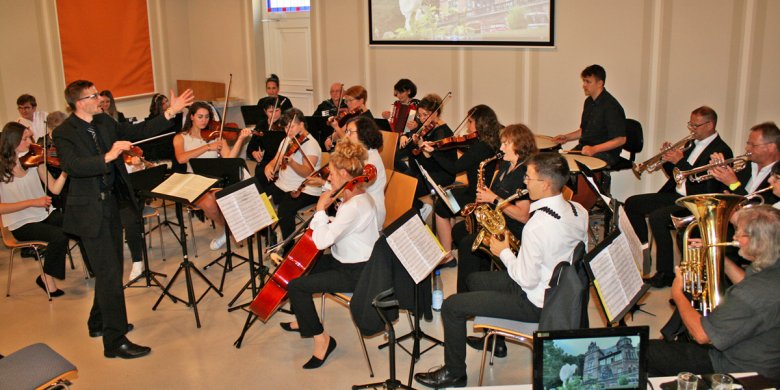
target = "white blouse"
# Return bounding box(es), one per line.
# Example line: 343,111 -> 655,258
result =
0,167 -> 51,231
310,193 -> 379,263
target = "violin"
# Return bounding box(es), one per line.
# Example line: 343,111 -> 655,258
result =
249,164 -> 378,322
331,107 -> 362,128
280,132 -> 309,170
291,164 -> 330,199
200,121 -> 263,142
413,132 -> 479,156
19,143 -> 61,169
122,145 -> 156,168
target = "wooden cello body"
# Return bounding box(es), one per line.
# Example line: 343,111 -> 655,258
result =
249,164 -> 377,322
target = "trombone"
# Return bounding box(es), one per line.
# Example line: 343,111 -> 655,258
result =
632,134 -> 695,179
672,153 -> 752,184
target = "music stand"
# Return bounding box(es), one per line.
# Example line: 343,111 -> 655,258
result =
125,165 -> 169,289
240,105 -> 264,127
373,118 -> 392,132
151,173 -> 224,328
189,158 -> 252,292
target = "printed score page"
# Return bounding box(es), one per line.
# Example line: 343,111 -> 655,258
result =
385,215 -> 446,284
589,232 -> 645,322
152,173 -> 218,204
216,186 -> 278,243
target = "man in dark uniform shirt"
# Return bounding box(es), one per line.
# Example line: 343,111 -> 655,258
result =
554,64 -> 627,167
312,82 -> 346,117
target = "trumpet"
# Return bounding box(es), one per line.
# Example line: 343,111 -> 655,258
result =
672,153 -> 752,184
632,134 -> 695,179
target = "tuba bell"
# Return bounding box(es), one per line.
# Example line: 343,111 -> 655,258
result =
676,193 -> 744,315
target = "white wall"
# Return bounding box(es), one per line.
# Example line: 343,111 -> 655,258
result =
311,0 -> 780,200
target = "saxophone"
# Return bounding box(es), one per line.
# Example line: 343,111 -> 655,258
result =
471,188 -> 527,257
463,152 -> 503,234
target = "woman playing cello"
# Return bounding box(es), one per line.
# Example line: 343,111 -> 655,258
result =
280,140 -> 380,369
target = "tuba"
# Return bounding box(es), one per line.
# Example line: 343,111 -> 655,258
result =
676,194 -> 744,315
463,152 -> 503,233
632,134 -> 695,179
471,188 -> 528,258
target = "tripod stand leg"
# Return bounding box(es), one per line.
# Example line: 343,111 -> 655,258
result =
234,311 -> 259,349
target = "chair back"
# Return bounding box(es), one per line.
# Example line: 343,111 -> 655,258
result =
538,242 -> 588,331
378,131 -> 399,170
623,118 -> 644,159
382,169 -> 418,229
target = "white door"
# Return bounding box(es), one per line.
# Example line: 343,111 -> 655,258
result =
260,5 -> 314,114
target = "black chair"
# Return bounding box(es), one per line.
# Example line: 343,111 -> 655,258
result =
610,118 -> 644,172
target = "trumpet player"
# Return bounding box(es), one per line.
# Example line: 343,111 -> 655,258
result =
771,163 -> 780,209
624,106 -> 733,288
708,122 -> 779,205
647,206 -> 780,380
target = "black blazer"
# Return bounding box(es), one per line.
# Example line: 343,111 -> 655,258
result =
53,113 -> 173,238
659,134 -> 733,195
731,163 -> 779,204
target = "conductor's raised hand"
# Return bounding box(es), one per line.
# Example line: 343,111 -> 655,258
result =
169,88 -> 195,114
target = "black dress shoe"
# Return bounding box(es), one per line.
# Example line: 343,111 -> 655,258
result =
35,276 -> 64,297
104,340 -> 151,359
302,337 -> 337,369
466,335 -> 507,358
644,272 -> 674,288
279,322 -> 300,333
89,323 -> 134,338
414,366 -> 468,388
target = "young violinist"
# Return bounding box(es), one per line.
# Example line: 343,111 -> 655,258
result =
281,140 -> 380,369
247,96 -> 286,190
402,93 -> 456,220
98,90 -> 128,123
263,108 -> 322,247
325,85 -> 373,149
0,122 -> 69,297
173,101 -> 252,250
419,104 -> 501,260
381,78 -> 420,133
256,74 -> 293,125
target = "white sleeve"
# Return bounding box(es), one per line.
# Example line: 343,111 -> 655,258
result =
310,203 -> 358,250
506,227 -> 543,289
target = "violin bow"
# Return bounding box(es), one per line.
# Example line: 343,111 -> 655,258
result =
268,95 -> 280,133
42,119 -> 49,210
451,111 -> 473,137
217,73 -> 233,157
271,113 -> 297,176
413,91 -> 452,140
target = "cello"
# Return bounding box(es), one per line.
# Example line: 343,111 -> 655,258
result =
249,164 -> 378,322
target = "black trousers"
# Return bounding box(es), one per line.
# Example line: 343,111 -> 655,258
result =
118,200 -> 143,262
624,192 -> 688,275
12,210 -> 68,279
441,271 -> 541,376
647,339 -> 714,376
265,184 -> 318,242
455,229 -> 492,294
82,195 -> 130,349
287,254 -> 366,337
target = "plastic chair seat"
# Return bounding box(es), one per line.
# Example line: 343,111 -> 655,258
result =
0,343 -> 78,390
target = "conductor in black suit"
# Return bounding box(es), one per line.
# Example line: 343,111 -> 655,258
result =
624,106 -> 733,288
53,80 -> 194,359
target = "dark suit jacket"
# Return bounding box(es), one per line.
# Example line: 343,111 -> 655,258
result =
659,134 -> 733,195
53,113 -> 173,238
730,163 -> 779,204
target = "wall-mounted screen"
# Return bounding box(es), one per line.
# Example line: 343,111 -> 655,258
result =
369,0 -> 554,46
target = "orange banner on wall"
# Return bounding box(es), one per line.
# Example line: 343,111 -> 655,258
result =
57,0 -> 154,98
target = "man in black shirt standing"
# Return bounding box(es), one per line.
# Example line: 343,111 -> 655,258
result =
554,64 -> 626,167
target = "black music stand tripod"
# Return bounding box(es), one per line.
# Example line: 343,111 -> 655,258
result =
152,184 -> 223,328
125,165 -> 170,290
190,158 -> 252,292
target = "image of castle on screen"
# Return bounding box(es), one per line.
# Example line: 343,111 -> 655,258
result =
541,336 -> 641,390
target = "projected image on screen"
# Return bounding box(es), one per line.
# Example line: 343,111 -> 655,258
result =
542,336 -> 641,390
369,0 -> 553,46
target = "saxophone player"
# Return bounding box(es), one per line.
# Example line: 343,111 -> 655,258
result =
647,206 -> 780,381
624,106 -> 733,288
709,122 -> 779,205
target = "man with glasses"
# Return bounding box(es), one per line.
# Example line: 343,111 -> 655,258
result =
624,106 -> 733,288
53,80 -> 193,359
15,94 -> 48,142
414,153 -> 588,388
709,121 -> 779,205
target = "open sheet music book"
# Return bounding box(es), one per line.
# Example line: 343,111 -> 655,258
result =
585,229 -> 649,324
151,173 -> 218,204
384,209 -> 447,284
215,178 -> 278,243
616,204 -> 645,271
415,161 -> 460,214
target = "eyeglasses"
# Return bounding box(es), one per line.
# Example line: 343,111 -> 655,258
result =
523,174 -> 544,182
746,141 -> 771,148
78,93 -> 99,101
345,129 -> 355,136
687,121 -> 711,129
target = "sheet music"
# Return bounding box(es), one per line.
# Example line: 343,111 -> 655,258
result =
588,231 -> 645,322
385,215 -> 446,284
151,173 -> 218,204
618,206 -> 644,270
415,161 -> 460,214
216,186 -> 278,242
